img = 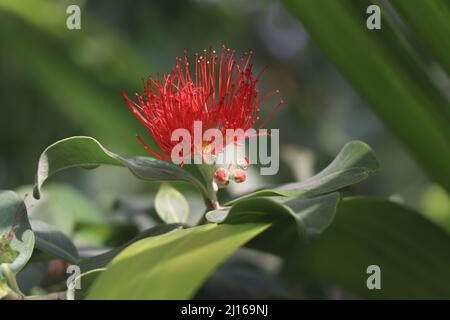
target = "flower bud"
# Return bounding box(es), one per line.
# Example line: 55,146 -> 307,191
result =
6,231 -> 15,241
214,168 -> 230,188
236,157 -> 249,170
232,168 -> 246,183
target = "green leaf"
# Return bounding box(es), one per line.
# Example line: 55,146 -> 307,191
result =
79,224 -> 182,273
283,0 -> 450,192
282,193 -> 340,237
33,136 -> 207,199
227,140 -> 378,204
0,0 -> 151,153
0,191 -> 35,276
0,236 -> 18,264
155,183 -> 189,224
389,0 -> 450,75
294,197 -> 450,299
278,141 -> 378,196
420,184 -> 450,234
216,193 -> 339,254
205,208 -> 230,224
30,219 -> 79,264
87,223 -> 269,299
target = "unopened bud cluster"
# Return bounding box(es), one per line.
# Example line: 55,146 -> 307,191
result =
214,157 -> 249,188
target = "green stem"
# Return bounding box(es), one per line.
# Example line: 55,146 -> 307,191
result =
2,286 -> 23,300
1,263 -> 22,295
2,288 -> 66,300
197,164 -> 220,210
24,292 -> 66,300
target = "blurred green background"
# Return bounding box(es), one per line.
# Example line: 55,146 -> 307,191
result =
0,0 -> 447,211
0,0 -> 449,299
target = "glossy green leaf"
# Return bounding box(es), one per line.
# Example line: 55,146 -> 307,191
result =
0,191 -> 35,276
215,193 -> 339,254
278,141 -> 378,197
30,219 -> 79,264
79,224 -> 182,273
205,208 -> 230,224
227,140 -> 378,204
282,193 -> 340,237
87,223 -> 269,299
33,136 -> 207,199
294,197 -> 450,299
283,0 -> 450,193
155,183 -> 189,224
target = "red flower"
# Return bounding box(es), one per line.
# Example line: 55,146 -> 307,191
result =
232,168 -> 246,183
123,46 -> 283,161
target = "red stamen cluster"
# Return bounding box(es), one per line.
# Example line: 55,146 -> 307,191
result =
123,46 -> 283,160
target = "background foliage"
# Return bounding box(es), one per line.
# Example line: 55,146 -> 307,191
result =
0,0 -> 449,299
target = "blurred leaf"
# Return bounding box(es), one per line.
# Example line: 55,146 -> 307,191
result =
283,0 -> 450,192
281,145 -> 315,182
0,1 -> 152,153
227,140 -> 378,203
195,259 -> 291,299
0,0 -> 149,82
0,236 -> 18,264
0,13 -> 140,153
420,184 -> 450,234
30,219 -> 79,264
0,191 -> 34,276
17,183 -> 103,236
0,278 -> 8,298
15,262 -> 48,295
389,0 -> 450,75
294,197 -> 450,299
155,183 -> 189,224
79,224 -> 182,272
32,136 -> 207,199
87,223 -> 269,299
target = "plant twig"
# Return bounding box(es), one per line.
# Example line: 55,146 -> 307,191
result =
24,291 -> 67,300
1,263 -> 23,295
2,286 -> 67,300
